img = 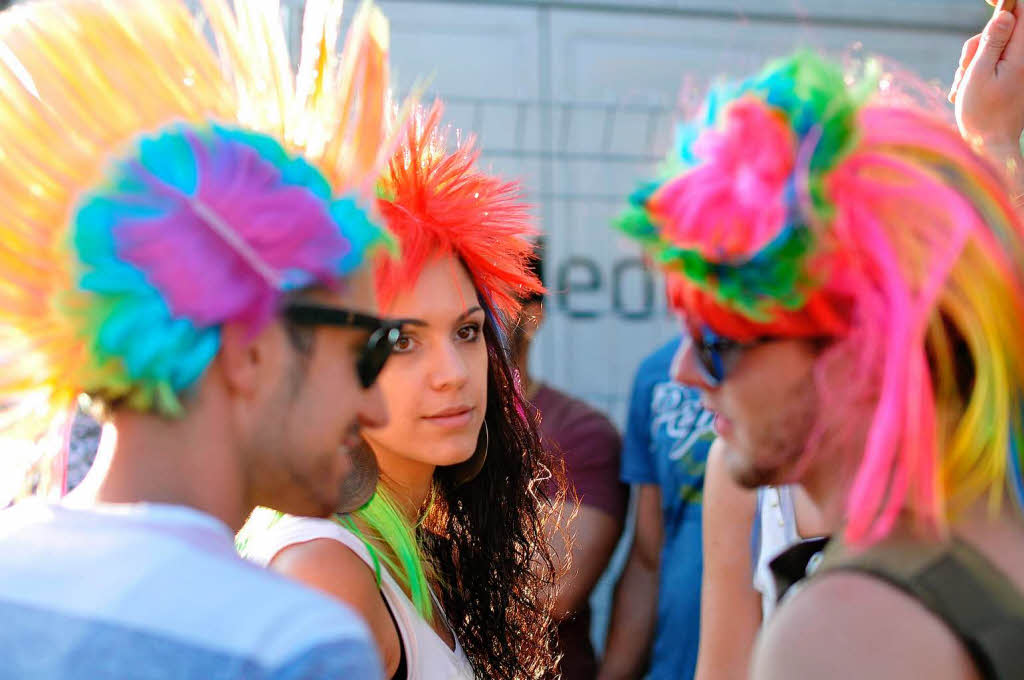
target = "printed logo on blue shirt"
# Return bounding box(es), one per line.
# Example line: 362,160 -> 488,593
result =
650,380 -> 715,504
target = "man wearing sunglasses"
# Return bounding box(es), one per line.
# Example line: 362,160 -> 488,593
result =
672,321 -> 816,490
0,2 -> 404,677
6,272 -> 401,680
616,52 -> 1024,679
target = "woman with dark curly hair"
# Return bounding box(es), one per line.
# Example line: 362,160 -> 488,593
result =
242,102 -> 561,679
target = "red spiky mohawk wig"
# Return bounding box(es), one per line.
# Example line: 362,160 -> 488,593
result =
374,102 -> 542,322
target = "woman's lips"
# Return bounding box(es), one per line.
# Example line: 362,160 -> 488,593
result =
422,406 -> 474,428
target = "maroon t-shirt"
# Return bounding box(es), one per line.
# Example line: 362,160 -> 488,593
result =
531,384 -> 627,680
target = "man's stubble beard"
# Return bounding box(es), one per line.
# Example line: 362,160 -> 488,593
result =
731,373 -> 820,490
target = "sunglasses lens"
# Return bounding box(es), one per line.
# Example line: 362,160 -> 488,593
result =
687,325 -> 724,385
696,339 -> 721,383
357,326 -> 400,388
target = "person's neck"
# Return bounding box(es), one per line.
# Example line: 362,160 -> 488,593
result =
373,450 -> 436,522
795,449 -> 851,537
68,408 -> 249,532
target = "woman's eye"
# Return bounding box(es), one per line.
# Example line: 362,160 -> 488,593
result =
393,335 -> 415,353
456,323 -> 481,342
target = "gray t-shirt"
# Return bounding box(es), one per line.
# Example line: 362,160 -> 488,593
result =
0,501 -> 382,679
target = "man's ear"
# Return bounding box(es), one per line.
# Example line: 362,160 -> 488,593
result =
216,321 -> 280,399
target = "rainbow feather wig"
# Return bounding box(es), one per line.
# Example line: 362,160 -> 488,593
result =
617,52 -> 1024,545
0,0 -> 402,496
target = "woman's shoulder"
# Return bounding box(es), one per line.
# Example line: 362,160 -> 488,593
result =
271,531 -> 378,591
257,518 -> 395,635
241,510 -> 373,568
269,529 -> 408,677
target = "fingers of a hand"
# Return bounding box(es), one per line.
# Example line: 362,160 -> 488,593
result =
961,34 -> 983,68
949,67 -> 965,102
971,10 -> 1016,73
950,34 -> 982,102
1002,4 -> 1024,62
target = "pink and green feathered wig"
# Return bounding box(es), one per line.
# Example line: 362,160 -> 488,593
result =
618,51 -> 1024,545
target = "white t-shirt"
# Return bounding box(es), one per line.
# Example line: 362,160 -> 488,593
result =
753,485 -> 802,620
0,500 -> 382,679
245,514 -> 475,680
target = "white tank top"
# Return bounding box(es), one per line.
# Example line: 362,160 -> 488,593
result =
752,485 -> 802,621
244,514 -> 475,680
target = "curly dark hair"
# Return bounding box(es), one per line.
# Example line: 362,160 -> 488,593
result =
420,309 -> 564,679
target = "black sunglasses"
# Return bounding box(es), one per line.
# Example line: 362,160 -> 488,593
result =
283,303 -> 402,388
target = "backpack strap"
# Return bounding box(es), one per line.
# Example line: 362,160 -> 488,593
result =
816,532 -> 1024,680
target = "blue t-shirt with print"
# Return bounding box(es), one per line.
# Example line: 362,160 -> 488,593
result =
621,336 -> 715,680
